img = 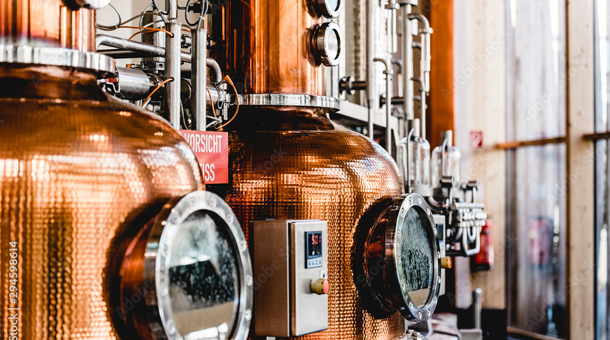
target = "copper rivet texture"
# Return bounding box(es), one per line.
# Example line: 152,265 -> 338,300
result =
209,107 -> 405,340
0,66 -> 203,339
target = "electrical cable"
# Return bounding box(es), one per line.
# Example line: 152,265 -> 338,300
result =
206,86 -> 217,118
218,76 -> 240,130
151,0 -> 168,15
120,25 -> 174,37
197,0 -> 209,30
96,4 -> 121,31
126,26 -> 174,40
97,11 -> 163,31
180,100 -> 189,130
142,78 -> 174,107
183,0 -> 209,28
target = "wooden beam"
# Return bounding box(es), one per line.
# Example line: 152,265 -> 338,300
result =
507,327 -> 563,340
428,0 -> 454,147
565,0 -> 596,338
495,136 -> 567,149
463,0 -> 507,311
583,131 -> 610,141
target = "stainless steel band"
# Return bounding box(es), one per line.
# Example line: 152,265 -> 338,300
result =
230,93 -> 341,110
0,45 -> 115,74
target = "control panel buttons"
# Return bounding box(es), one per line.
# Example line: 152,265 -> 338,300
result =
311,278 -> 330,295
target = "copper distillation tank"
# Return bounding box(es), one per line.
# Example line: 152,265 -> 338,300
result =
206,0 -> 430,339
0,1 -> 254,339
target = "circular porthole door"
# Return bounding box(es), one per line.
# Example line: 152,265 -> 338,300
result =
353,193 -> 441,321
119,191 -> 253,340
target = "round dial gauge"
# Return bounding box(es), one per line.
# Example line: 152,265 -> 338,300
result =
119,191 -> 253,340
353,193 -> 441,321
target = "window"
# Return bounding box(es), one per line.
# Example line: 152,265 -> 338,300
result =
506,0 -> 568,338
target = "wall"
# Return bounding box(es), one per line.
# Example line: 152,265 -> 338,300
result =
96,0 -> 159,67
458,0 -> 507,311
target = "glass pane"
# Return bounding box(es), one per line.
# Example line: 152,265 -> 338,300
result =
507,144 -> 567,338
400,207 -> 434,307
169,211 -> 239,339
595,1 -> 610,339
506,0 -> 566,141
596,141 -> 609,340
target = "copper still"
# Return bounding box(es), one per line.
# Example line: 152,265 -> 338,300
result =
208,0 -> 407,339
213,0 -> 338,95
0,1 -> 205,338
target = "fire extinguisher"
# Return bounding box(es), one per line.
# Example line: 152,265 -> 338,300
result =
471,219 -> 494,272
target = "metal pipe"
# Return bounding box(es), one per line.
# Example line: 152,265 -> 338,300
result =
391,58 -> 403,76
206,58 -> 222,83
409,12 -> 432,95
116,66 -> 159,100
473,288 -> 482,329
96,35 -> 223,82
141,10 -> 165,63
380,96 -> 406,107
165,21 -> 182,129
412,77 -> 426,135
405,127 -> 414,192
374,58 -> 393,155
96,35 -> 165,58
166,0 -> 178,19
191,28 -> 208,131
182,81 -> 220,104
98,50 -> 154,59
366,0 -> 377,139
400,4 -> 414,123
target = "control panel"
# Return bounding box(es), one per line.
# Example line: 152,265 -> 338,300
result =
252,220 -> 329,337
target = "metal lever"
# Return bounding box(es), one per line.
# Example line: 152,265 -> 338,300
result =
339,76 -> 367,96
462,180 -> 480,203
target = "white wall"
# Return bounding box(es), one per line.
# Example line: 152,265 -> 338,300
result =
96,0 -> 155,67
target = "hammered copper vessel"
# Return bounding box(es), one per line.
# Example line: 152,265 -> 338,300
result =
0,1 -> 204,338
209,107 -> 406,340
209,0 -> 407,337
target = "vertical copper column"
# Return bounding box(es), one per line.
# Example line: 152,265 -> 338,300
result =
0,0 -> 95,51
215,0 -> 326,95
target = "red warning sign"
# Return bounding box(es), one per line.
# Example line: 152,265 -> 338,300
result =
179,130 -> 229,184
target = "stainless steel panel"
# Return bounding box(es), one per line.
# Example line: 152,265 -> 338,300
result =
290,221 -> 329,336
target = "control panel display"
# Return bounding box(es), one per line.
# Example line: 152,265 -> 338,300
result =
306,231 -> 323,268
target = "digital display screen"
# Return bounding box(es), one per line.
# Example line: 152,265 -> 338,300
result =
306,231 -> 323,268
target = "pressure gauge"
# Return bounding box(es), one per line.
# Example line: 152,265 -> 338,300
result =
312,0 -> 342,18
313,22 -> 342,67
352,193 -> 441,321
118,191 -> 253,340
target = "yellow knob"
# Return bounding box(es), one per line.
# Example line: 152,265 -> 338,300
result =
441,257 -> 453,269
310,278 -> 330,295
